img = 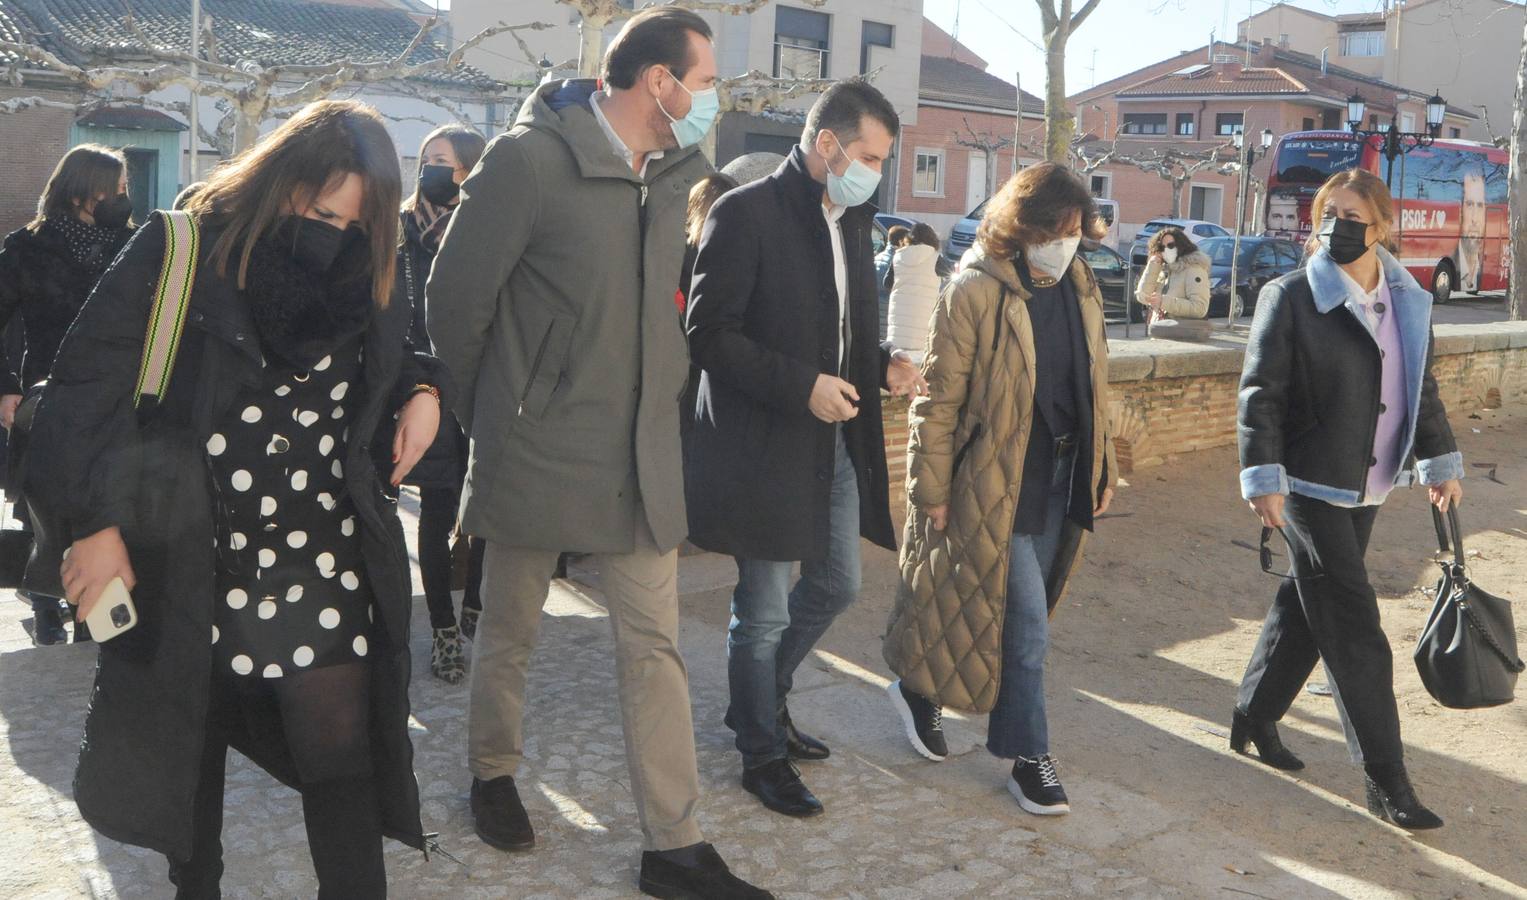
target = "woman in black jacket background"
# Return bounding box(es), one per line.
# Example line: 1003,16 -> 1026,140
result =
0,144 -> 135,644
26,101 -> 446,896
396,124 -> 487,683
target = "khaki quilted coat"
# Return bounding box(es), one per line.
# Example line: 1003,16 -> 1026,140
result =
883,246 -> 1118,714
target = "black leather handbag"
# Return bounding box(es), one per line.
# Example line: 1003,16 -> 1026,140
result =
1414,507 -> 1524,709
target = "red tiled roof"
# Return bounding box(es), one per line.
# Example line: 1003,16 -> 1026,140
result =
1117,65 -> 1312,98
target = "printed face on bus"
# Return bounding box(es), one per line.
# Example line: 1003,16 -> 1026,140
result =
1267,195 -> 1299,233
1461,172 -> 1486,240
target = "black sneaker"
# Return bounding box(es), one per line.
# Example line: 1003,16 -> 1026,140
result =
32,605 -> 67,646
470,775 -> 536,850
886,679 -> 948,761
639,842 -> 774,899
1008,755 -> 1069,816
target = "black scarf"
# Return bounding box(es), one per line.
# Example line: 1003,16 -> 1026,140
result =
242,232 -> 375,371
44,216 -> 129,272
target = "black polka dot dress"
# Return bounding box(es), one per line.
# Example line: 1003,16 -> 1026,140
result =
206,338 -> 374,679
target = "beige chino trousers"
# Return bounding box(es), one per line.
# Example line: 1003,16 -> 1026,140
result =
466,513 -> 704,851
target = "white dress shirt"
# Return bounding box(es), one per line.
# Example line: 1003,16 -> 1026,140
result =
821,201 -> 848,371
590,92 -> 664,178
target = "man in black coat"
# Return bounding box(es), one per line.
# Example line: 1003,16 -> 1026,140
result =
684,80 -> 925,817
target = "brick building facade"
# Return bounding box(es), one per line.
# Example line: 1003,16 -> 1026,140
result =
1069,40 -> 1476,245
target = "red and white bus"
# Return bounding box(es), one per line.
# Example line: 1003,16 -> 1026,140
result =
1262,130 -> 1508,302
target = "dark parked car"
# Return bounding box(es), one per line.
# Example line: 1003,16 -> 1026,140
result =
1078,241 -> 1144,324
1197,235 -> 1306,318
875,213 -> 920,235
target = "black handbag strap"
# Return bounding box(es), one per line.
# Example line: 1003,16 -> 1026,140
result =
1431,504 -> 1465,568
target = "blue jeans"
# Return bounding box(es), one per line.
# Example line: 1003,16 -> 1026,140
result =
727,428 -> 862,768
986,449 -> 1074,760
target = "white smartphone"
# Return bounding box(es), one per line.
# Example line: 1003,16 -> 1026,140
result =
83,576 -> 139,642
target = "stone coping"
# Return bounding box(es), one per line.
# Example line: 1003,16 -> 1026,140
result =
1106,321 -> 1527,383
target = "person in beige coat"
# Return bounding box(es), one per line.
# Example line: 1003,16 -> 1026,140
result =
1135,226 -> 1213,341
882,163 -> 1118,816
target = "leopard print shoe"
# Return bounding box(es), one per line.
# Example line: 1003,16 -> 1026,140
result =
431,625 -> 466,685
459,607 -> 480,641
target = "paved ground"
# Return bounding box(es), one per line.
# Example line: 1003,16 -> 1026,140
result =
3,405 -> 1526,899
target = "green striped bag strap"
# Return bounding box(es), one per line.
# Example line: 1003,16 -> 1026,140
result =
134,210 -> 199,408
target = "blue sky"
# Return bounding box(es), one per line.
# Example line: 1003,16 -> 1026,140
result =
920,0 -> 1515,97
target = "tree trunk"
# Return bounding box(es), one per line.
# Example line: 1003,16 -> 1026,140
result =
233,107 -> 261,156
577,14 -> 609,78
1510,11 -> 1527,320
1042,9 -> 1074,163
1169,178 -> 1184,219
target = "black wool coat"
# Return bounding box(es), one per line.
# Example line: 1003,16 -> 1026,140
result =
0,220 -> 133,396
24,213 -> 447,863
684,147 -> 895,562
390,210 -> 468,491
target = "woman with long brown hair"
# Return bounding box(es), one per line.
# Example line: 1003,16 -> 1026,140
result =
396,123 -> 487,683
884,162 -> 1117,816
0,144 -> 135,644
26,100 -> 446,895
1234,167 -> 1461,829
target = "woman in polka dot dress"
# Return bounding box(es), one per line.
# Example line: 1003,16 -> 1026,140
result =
25,102 -> 449,898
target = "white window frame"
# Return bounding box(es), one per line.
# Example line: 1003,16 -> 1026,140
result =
1339,30 -> 1384,57
1399,111 -> 1416,133
912,148 -> 945,198
1189,182 -> 1224,225
1089,172 -> 1112,199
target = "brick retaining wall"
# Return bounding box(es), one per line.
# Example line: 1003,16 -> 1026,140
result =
882,322 -> 1527,510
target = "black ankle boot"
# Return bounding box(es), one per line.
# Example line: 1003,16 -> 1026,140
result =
1229,708 -> 1305,771
1364,762 -> 1443,830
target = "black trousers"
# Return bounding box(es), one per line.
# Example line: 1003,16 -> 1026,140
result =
169,663 -> 386,899
1236,494 -> 1403,765
417,484 -> 483,631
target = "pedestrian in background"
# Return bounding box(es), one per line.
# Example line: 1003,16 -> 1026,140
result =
0,144 -> 135,645
684,80 -> 925,819
395,123 -> 488,684
680,172 -> 738,313
1234,167 -> 1462,830
884,162 -> 1118,818
27,100 -> 445,897
1135,226 -> 1212,341
884,222 -> 945,363
426,8 -> 770,897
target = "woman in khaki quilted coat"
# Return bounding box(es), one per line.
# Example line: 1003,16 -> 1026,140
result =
883,163 -> 1118,816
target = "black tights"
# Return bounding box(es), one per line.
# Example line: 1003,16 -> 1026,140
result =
169,663 -> 385,899
417,484 -> 483,630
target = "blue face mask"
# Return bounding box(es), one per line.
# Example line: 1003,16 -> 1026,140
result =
657,67 -> 718,148
824,134 -> 881,208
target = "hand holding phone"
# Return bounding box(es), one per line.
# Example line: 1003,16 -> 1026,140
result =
83,576 -> 138,642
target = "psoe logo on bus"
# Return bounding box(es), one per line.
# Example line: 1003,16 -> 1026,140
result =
1401,208 -> 1447,231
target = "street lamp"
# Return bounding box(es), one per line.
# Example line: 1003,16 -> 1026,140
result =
1226,125 -> 1277,327
1346,91 -> 1447,187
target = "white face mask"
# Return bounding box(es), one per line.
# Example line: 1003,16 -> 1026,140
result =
1027,236 -> 1081,280
1162,247 -> 1178,264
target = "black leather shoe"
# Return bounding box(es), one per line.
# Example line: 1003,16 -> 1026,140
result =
32,605 -> 67,646
639,842 -> 774,899
780,706 -> 829,761
1364,762 -> 1443,830
470,776 -> 536,850
741,759 -> 823,818
1229,708 -> 1304,771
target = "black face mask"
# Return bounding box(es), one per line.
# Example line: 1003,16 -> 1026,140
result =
92,193 -> 134,230
1319,216 -> 1373,265
274,215 -> 351,274
418,165 -> 460,206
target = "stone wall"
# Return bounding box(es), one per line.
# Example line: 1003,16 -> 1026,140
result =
882,322 -> 1527,510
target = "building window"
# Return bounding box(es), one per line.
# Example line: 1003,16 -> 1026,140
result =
1090,173 -> 1111,198
1302,117 -> 1315,131
1449,127 -> 1462,138
774,6 -> 831,79
1175,113 -> 1195,136
861,20 -> 893,74
913,148 -> 944,197
1400,111 -> 1416,133
1321,108 -> 1341,129
1216,112 -> 1244,136
1339,29 -> 1384,57
1122,113 -> 1168,135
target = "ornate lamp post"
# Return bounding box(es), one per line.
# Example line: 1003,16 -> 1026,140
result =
1346,92 -> 1447,187
1227,126 -> 1276,326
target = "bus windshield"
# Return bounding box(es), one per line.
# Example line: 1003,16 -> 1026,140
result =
1274,138 -> 1364,184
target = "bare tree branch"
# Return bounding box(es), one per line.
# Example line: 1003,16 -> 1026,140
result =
1071,0 -> 1104,29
